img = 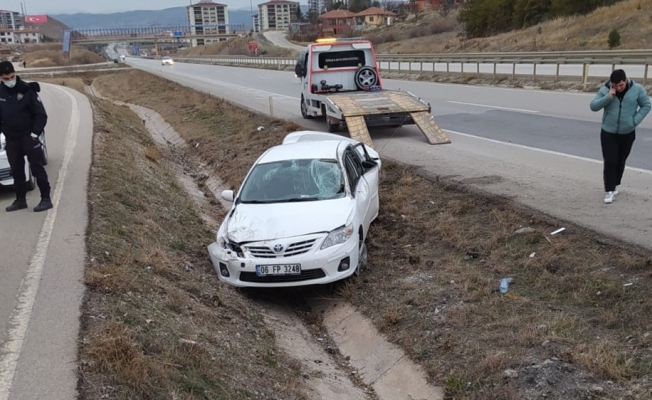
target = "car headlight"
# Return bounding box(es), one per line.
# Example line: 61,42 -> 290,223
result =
321,223 -> 354,250
217,235 -> 227,249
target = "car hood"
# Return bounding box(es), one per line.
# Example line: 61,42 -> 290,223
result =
225,197 -> 354,243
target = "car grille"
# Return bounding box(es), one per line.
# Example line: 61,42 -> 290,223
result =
239,268 -> 326,283
246,239 -> 317,259
0,167 -> 13,180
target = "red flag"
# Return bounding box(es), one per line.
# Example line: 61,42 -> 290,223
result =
25,15 -> 48,24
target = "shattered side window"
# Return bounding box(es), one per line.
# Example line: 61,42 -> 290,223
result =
239,159 -> 345,203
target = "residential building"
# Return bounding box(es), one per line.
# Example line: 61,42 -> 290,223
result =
354,7 -> 396,27
252,14 -> 260,32
187,0 -> 230,47
318,9 -> 355,35
308,0 -> 332,15
0,28 -> 42,44
258,0 -> 299,31
0,10 -> 22,30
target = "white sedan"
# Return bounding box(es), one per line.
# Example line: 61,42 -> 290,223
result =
0,132 -> 48,190
161,56 -> 174,66
207,131 -> 381,288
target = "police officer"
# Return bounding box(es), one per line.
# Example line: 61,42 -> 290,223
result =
0,61 -> 52,212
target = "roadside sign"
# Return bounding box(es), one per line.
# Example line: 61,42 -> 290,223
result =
174,31 -> 183,38
248,41 -> 258,51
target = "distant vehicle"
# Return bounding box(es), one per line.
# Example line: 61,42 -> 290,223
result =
161,56 -> 174,66
119,55 -> 125,62
207,130 -> 381,288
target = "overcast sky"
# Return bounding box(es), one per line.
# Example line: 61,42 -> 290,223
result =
10,0 -> 256,14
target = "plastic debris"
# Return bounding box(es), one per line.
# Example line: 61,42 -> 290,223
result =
551,227 -> 566,235
499,278 -> 513,294
529,252 -> 536,258
257,126 -> 265,131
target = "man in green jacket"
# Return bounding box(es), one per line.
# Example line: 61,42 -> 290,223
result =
590,69 -> 650,204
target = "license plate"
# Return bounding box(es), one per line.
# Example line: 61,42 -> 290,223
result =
256,264 -> 301,277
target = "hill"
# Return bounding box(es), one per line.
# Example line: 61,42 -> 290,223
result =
371,0 -> 651,53
25,16 -> 70,41
52,6 -> 309,31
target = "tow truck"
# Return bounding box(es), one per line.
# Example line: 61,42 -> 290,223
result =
295,38 -> 450,147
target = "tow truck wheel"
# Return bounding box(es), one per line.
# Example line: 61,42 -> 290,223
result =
327,120 -> 340,133
354,66 -> 378,90
300,96 -> 313,119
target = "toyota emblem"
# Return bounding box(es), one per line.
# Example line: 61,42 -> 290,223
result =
273,244 -> 284,253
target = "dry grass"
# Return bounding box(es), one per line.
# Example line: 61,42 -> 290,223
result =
79,93 -> 308,399
374,0 -> 652,53
178,34 -> 295,58
89,69 -> 652,398
19,43 -> 104,67
92,70 -> 302,189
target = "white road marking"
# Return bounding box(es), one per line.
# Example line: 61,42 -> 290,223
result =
447,101 -> 539,113
0,85 -> 81,399
445,129 -> 652,175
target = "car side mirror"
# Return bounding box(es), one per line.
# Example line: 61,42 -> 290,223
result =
221,190 -> 234,202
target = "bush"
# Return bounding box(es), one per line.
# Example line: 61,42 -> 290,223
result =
608,29 -> 621,48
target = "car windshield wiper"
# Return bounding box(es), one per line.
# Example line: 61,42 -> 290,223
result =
239,200 -> 274,204
275,197 -> 320,203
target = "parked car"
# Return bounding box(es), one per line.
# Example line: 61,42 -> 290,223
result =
161,56 -> 174,66
207,130 -> 381,288
0,131 -> 48,191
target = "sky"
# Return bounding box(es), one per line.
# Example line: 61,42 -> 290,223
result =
8,0 -> 257,14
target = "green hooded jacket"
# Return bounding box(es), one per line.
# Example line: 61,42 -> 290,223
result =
590,79 -> 651,134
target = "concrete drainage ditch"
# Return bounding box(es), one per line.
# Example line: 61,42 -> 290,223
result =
85,85 -> 444,400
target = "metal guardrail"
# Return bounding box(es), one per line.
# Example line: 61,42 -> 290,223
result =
175,50 -> 652,87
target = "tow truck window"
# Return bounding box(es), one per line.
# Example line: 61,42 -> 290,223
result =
318,50 -> 365,69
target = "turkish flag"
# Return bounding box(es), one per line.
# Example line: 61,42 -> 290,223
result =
25,15 -> 48,24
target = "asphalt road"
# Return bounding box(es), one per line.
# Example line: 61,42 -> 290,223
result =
127,57 -> 652,250
262,31 -> 306,52
0,84 -> 92,400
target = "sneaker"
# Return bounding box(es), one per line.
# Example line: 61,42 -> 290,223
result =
33,198 -> 53,212
6,199 -> 27,212
604,191 -> 616,204
614,186 -> 620,196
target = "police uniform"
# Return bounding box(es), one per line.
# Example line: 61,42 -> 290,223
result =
0,61 -> 52,212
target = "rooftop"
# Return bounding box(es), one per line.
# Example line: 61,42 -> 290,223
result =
319,9 -> 356,19
355,7 -> 397,16
188,1 -> 228,7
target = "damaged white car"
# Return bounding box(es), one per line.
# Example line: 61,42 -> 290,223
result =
207,131 -> 381,287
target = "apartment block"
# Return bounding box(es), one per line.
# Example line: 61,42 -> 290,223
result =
0,10 -> 22,30
0,29 -> 41,44
258,0 -> 299,31
187,0 -> 229,47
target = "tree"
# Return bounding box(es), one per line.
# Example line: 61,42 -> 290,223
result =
296,5 -> 304,21
608,29 -> 621,48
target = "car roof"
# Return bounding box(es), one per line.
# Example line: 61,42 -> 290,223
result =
258,140 -> 345,164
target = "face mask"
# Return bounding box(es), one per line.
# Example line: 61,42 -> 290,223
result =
3,79 -> 16,88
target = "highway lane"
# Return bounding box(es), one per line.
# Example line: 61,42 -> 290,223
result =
127,58 -> 652,250
0,84 -> 92,399
128,58 -> 652,170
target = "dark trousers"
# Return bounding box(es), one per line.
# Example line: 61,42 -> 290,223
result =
5,135 -> 50,201
601,130 -> 635,192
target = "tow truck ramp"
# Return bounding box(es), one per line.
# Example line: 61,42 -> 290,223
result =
327,90 -> 451,148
